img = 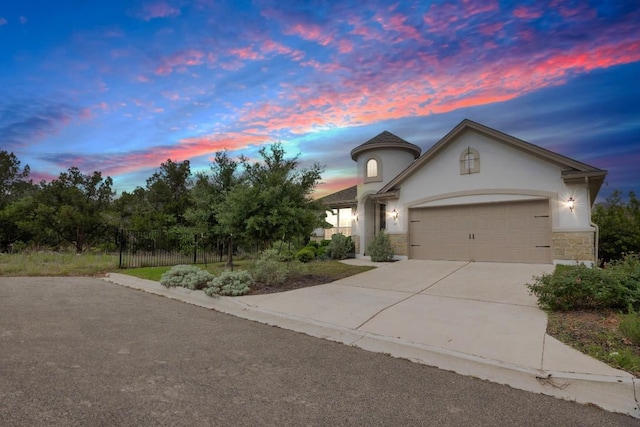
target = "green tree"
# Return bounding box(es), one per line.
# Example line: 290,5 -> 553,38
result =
184,151 -> 240,263
144,159 -> 193,229
34,167 -> 114,252
0,151 -> 35,251
217,143 -> 325,248
0,150 -> 31,206
593,190 -> 640,262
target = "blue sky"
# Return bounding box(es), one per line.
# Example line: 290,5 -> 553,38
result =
1,0 -> 639,200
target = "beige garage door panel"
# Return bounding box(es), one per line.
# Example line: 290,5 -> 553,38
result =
409,200 -> 551,263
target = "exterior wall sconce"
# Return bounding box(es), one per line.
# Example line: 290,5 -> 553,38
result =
391,209 -> 399,221
568,197 -> 575,212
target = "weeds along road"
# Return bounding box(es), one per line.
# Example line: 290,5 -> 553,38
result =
0,277 -> 636,426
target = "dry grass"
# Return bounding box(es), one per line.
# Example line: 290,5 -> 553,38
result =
0,252 -> 118,276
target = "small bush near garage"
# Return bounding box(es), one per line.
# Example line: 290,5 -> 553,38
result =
367,231 -> 394,262
160,265 -> 215,290
206,270 -> 253,296
325,234 -> 354,260
527,255 -> 640,312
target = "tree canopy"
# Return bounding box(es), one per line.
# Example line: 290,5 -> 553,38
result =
0,144 -> 326,253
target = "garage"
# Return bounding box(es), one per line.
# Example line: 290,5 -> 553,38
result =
408,199 -> 551,263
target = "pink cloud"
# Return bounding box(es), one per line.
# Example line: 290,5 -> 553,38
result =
261,39 -> 305,60
478,22 -> 503,36
0,18 -> 7,26
337,39 -> 354,53
155,49 -> 204,75
285,22 -> 333,46
19,16 -> 27,24
229,46 -> 263,60
231,32 -> 640,140
300,60 -> 343,74
161,91 -> 182,101
513,6 -> 543,19
136,75 -> 151,83
374,12 -> 422,41
77,131 -> 272,178
135,1 -> 181,21
315,176 -> 358,199
348,16 -> 384,41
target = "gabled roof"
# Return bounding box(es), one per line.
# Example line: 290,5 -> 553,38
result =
350,130 -> 421,160
317,185 -> 357,208
377,119 -> 607,201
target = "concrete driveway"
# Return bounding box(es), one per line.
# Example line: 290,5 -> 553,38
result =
236,261 -> 556,368
106,260 -> 639,418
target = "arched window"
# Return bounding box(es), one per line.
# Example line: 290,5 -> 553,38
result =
366,158 -> 378,178
459,147 -> 480,174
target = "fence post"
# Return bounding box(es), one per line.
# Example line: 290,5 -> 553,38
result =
193,234 -> 197,264
118,229 -> 124,269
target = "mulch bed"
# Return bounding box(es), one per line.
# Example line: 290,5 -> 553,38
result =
248,274 -> 334,295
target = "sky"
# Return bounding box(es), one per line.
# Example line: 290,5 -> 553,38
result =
1,0 -> 639,202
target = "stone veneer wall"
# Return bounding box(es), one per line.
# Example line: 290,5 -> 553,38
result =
552,231 -> 595,262
388,233 -> 408,256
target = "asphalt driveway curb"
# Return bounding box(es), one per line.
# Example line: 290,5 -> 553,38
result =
103,273 -> 640,418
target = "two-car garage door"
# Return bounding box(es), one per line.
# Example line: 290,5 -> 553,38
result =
408,199 -> 551,263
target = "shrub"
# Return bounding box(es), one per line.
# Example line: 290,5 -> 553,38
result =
306,240 -> 320,249
527,257 -> 640,311
320,239 -> 331,247
277,249 -> 295,262
367,231 -> 394,262
206,270 -> 254,297
296,247 -> 316,263
250,249 -> 288,285
325,233 -> 354,260
316,245 -> 327,260
619,311 -> 640,346
160,265 -> 214,290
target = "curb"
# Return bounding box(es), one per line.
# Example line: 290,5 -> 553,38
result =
103,273 -> 640,418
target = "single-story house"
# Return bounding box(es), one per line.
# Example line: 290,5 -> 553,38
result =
319,119 -> 607,264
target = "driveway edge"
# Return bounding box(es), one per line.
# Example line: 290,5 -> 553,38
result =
103,273 -> 640,419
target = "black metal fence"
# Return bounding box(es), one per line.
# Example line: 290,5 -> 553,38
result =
117,229 -> 226,269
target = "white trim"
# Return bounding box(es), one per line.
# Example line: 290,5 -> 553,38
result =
413,194 -> 546,208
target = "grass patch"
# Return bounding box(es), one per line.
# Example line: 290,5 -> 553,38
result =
301,260 -> 374,279
0,252 -> 118,276
547,310 -> 640,377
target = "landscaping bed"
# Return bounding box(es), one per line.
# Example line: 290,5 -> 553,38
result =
547,309 -> 640,377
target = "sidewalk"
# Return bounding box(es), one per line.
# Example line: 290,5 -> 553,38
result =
104,260 -> 639,418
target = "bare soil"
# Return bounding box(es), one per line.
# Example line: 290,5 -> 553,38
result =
249,274 -> 335,295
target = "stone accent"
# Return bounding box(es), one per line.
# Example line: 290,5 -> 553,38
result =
552,231 -> 595,262
388,233 -> 408,256
352,235 -> 360,255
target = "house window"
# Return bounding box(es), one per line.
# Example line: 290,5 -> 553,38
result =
366,159 -> 378,178
365,156 -> 382,183
459,147 -> 480,174
324,208 -> 353,240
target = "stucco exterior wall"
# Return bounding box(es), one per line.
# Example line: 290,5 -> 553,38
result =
354,148 -> 416,255
351,234 -> 361,255
552,231 -> 595,263
384,129 -> 594,236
